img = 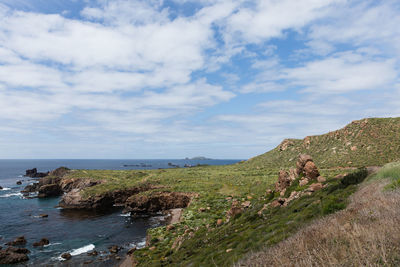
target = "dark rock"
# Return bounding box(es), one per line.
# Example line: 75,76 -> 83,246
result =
21,183 -> 40,193
33,238 -> 49,247
127,247 -> 136,255
25,168 -> 49,178
6,236 -> 27,246
0,186 -> 2,190
0,247 -> 29,264
38,184 -> 62,198
16,181 -> 22,185
38,214 -> 48,218
61,253 -> 72,260
87,250 -> 98,256
124,192 -> 193,214
6,246 -> 30,254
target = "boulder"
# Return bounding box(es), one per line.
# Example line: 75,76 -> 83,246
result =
0,247 -> 29,264
226,200 -> 243,219
304,161 -> 320,180
299,178 -> 309,186
296,154 -> 313,175
308,183 -> 323,192
6,236 -> 27,246
275,170 -> 291,192
317,176 -> 326,183
33,238 -> 49,247
38,184 -> 62,198
38,214 -> 48,218
61,253 -> 72,260
271,198 -> 285,208
16,181 -> 22,185
0,186 -> 2,190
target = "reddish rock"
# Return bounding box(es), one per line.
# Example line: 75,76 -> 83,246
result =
296,154 -> 313,175
275,170 -> 291,192
304,161 -> 320,180
216,219 -> 223,226
299,178 -> 309,186
308,183 -> 323,192
226,200 -> 243,219
317,176 -> 326,183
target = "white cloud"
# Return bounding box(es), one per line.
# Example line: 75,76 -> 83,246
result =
283,53 -> 397,94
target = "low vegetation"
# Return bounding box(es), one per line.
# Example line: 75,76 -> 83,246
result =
239,163 -> 400,266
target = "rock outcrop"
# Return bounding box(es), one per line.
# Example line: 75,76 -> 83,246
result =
38,184 -> 62,198
0,247 -> 30,264
124,192 -> 193,214
25,168 -> 49,178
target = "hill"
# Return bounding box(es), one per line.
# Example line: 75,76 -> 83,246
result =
245,117 -> 400,169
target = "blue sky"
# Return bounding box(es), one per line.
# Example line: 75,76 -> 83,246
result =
0,0 -> 399,159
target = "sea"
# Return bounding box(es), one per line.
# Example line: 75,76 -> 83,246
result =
0,159 -> 240,266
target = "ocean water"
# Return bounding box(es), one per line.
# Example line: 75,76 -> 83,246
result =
0,159 -> 240,266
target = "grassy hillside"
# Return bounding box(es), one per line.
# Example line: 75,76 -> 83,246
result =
244,117 -> 400,169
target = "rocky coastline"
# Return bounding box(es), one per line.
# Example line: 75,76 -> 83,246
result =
6,166 -> 195,265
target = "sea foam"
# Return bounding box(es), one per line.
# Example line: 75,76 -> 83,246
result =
57,244 -> 95,261
0,192 -> 22,198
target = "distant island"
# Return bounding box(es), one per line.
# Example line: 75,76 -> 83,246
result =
184,156 -> 212,160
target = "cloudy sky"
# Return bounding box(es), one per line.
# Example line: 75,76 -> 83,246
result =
0,0 -> 399,159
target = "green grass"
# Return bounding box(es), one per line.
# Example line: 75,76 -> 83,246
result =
244,117 -> 400,169
132,168 -> 367,266
369,162 -> 400,190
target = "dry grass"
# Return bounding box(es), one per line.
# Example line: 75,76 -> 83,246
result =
238,180 -> 400,267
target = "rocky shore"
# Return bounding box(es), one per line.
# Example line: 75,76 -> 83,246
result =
14,166 -> 195,265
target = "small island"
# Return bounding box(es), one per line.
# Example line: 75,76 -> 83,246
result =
184,156 -> 212,160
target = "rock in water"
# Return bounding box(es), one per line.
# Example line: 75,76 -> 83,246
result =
16,181 -> 22,185
33,238 -> 49,247
6,236 -> 27,246
25,168 -> 49,178
61,253 -> 72,260
38,184 -> 62,198
0,186 -> 3,190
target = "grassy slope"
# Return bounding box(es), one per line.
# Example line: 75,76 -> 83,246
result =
239,162 -> 400,266
244,117 -> 400,169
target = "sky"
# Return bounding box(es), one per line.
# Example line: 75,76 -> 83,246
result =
0,0 -> 399,159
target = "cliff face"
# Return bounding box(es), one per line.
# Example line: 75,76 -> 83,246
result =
245,117 -> 400,169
